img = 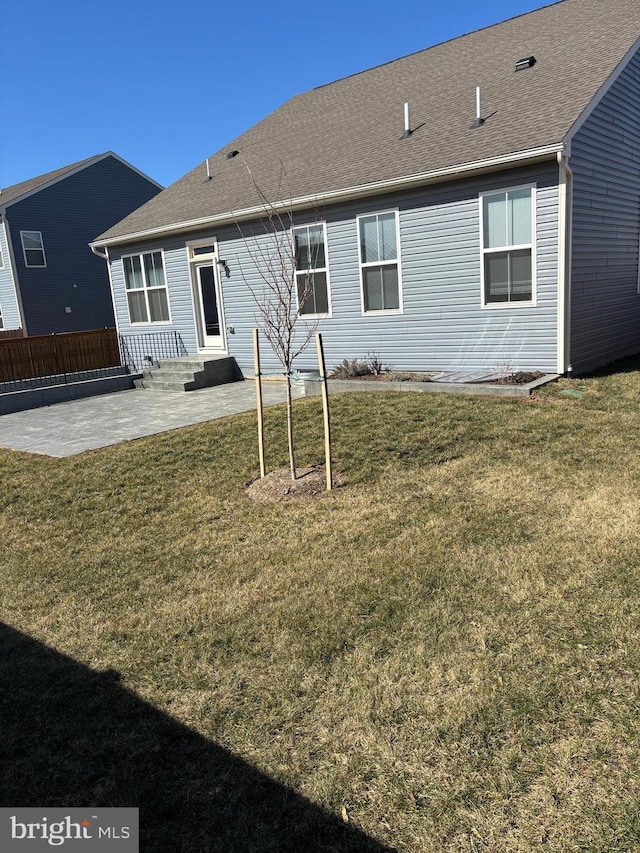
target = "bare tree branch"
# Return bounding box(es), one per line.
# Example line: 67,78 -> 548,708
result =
231,155 -> 321,479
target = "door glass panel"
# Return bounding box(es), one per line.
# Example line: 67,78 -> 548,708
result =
199,266 -> 220,336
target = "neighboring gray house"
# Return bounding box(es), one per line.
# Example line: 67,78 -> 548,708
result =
93,0 -> 640,379
0,153 -> 162,337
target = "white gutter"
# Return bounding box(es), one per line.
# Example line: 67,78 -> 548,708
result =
90,244 -> 108,260
92,143 -> 564,248
556,149 -> 573,376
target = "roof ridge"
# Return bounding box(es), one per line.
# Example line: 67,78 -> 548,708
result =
313,0 -> 564,91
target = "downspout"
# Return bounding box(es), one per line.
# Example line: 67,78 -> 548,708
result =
2,215 -> 29,335
557,149 -> 573,376
91,244 -> 121,335
104,247 -> 121,335
90,244 -> 108,260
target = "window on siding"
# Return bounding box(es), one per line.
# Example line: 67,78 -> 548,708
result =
481,188 -> 534,305
358,212 -> 401,312
190,244 -> 216,258
20,231 -> 46,267
0,306 -> 3,330
293,224 -> 330,315
123,251 -> 170,324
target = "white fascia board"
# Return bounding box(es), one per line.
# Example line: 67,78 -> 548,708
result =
564,36 -> 640,145
92,143 -> 564,248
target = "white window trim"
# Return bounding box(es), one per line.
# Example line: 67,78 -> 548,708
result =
186,238 -> 218,263
357,210 -> 403,316
0,244 -> 4,269
480,184 -> 537,309
20,230 -> 47,268
293,222 -> 332,318
122,249 -> 172,326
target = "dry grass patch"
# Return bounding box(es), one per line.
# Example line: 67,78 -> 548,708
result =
3,358 -> 640,850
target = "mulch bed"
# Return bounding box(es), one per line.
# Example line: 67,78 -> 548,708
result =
332,371 -> 544,385
245,466 -> 339,502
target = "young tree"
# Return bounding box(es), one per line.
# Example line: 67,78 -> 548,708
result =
237,159 -> 320,481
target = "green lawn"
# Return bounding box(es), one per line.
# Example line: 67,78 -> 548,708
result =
2,361 -> 640,851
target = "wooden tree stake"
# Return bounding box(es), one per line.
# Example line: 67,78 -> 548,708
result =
316,333 -> 332,491
253,328 -> 266,478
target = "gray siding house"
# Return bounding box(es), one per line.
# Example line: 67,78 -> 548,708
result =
0,153 -> 162,337
93,0 -> 640,378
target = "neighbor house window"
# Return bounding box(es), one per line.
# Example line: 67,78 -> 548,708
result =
481,187 -> 534,305
123,251 -> 170,324
293,224 -> 330,315
20,231 -> 46,267
0,306 -> 3,330
358,211 -> 401,312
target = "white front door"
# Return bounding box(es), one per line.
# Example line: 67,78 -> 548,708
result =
194,263 -> 225,349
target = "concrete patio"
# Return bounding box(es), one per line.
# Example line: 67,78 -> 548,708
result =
0,380 -> 304,458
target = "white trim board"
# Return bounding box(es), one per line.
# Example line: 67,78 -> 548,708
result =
92,144 -> 565,248
564,36 -> 640,146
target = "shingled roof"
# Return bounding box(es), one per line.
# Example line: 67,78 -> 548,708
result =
0,153 -> 162,211
95,0 -> 640,246
0,154 -> 109,209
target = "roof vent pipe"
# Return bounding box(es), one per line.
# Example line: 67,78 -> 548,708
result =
515,56 -> 536,71
403,102 -> 412,138
206,158 -> 212,181
473,86 -> 485,128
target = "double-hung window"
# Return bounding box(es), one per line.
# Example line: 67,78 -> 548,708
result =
123,251 -> 170,324
20,231 -> 46,267
358,211 -> 401,312
293,224 -> 330,315
481,187 -> 534,305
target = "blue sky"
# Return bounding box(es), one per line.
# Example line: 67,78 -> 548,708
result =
2,0 -> 546,190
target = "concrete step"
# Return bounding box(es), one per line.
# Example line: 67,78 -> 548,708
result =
156,354 -> 232,370
138,355 -> 240,391
144,369 -> 202,382
136,378 -> 192,392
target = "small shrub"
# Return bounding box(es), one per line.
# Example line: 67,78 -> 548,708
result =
365,351 -> 385,375
500,371 -> 543,385
329,358 -> 374,379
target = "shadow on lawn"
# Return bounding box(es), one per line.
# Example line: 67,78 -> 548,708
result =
0,622 -> 395,852
583,351 -> 640,378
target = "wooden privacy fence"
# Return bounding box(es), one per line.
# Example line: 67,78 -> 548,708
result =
0,329 -> 25,340
0,328 -> 121,383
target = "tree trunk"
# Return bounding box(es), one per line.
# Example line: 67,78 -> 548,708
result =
286,374 -> 296,480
